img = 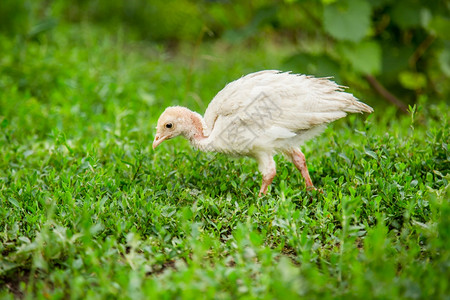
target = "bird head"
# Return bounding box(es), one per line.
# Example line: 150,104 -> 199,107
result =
153,106 -> 191,149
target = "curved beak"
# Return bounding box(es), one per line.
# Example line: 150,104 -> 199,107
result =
152,134 -> 168,149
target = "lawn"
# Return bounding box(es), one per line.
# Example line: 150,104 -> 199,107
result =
1,24 -> 449,299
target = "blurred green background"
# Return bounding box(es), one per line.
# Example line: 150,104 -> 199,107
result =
1,0 -> 450,110
1,1 -> 450,298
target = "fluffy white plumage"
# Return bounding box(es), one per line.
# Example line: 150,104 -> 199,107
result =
153,70 -> 373,196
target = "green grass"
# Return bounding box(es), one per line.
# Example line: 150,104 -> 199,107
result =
1,24 -> 449,299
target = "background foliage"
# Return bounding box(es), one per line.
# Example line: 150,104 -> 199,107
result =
0,0 -> 449,299
1,0 -> 450,107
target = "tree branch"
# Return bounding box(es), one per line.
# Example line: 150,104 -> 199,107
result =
365,75 -> 408,113
409,35 -> 435,69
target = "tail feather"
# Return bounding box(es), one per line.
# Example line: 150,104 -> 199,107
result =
339,92 -> 374,114
348,100 -> 374,114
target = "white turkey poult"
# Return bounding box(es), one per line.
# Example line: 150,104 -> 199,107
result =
153,70 -> 373,196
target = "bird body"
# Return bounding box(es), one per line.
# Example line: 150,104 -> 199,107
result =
153,70 -> 373,196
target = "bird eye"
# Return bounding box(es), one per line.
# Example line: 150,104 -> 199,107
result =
165,123 -> 173,129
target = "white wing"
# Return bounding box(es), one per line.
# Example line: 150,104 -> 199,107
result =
203,70 -> 373,154
204,70 -> 372,137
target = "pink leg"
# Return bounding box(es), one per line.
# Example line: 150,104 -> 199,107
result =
256,153 -> 276,197
259,168 -> 276,197
289,148 -> 315,190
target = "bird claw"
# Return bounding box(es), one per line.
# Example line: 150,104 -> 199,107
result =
306,186 -> 323,194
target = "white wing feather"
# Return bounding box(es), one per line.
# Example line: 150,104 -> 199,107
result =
203,70 -> 372,154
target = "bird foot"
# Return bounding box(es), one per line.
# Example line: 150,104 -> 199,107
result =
258,189 -> 267,197
306,186 -> 323,194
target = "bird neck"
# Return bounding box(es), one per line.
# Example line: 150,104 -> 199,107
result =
183,109 -> 209,151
